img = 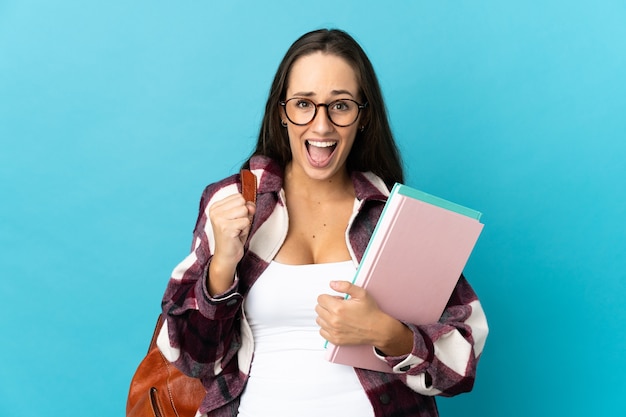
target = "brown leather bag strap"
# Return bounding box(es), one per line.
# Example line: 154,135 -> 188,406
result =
147,314 -> 164,354
240,169 -> 257,204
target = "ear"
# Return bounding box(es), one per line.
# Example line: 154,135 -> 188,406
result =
278,102 -> 289,126
278,101 -> 287,117
359,107 -> 370,131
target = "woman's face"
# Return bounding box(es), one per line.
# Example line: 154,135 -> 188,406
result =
282,52 -> 361,182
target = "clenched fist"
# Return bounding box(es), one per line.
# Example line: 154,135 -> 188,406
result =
207,193 -> 256,295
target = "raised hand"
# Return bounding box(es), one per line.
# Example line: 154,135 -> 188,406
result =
207,194 -> 256,295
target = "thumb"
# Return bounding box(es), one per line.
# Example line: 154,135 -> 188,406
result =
330,280 -> 365,298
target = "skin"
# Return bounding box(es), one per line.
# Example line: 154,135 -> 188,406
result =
208,52 -> 413,357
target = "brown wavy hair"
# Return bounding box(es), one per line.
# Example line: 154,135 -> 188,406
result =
245,28 -> 404,186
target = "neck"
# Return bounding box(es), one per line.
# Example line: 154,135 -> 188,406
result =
283,163 -> 354,200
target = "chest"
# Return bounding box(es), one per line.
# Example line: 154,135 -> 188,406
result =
274,195 -> 355,264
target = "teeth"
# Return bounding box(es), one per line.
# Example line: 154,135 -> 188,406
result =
307,140 -> 337,148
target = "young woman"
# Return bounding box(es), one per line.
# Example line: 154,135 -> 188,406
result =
158,29 -> 488,417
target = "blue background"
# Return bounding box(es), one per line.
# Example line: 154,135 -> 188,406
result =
1,1 -> 625,416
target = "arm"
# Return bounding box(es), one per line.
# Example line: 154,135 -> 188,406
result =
384,275 -> 488,396
157,180 -> 254,380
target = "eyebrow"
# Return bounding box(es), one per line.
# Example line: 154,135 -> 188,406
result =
290,89 -> 356,98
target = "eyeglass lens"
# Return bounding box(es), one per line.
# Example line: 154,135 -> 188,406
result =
283,98 -> 362,127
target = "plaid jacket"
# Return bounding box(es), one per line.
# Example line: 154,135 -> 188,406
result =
158,155 -> 488,416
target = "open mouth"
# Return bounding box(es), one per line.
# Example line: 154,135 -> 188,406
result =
306,140 -> 338,167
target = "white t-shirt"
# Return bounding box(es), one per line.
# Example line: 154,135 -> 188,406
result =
237,261 -> 375,417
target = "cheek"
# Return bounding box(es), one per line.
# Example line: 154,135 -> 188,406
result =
288,122 -> 311,137
286,126 -> 304,150
342,128 -> 359,149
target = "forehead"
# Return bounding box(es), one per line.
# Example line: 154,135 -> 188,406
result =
286,52 -> 359,96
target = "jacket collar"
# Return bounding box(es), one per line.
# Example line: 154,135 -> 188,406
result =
249,155 -> 391,203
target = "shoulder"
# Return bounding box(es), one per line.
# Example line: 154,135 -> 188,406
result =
351,170 -> 391,202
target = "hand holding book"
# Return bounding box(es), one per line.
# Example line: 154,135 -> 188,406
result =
316,280 -> 414,357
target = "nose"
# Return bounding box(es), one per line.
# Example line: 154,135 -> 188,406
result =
310,104 -> 334,133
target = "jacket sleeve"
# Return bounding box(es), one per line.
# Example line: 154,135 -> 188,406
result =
379,275 -> 489,396
156,181 -> 245,381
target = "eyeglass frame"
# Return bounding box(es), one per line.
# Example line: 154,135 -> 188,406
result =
279,97 -> 368,127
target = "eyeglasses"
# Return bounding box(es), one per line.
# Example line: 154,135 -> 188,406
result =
279,97 -> 367,127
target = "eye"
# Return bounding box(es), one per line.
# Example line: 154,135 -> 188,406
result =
330,100 -> 352,112
295,99 -> 313,109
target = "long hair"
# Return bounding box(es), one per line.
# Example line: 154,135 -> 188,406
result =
245,29 -> 404,186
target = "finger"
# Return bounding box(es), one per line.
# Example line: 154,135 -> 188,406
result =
213,217 -> 252,241
315,308 -> 338,340
238,219 -> 253,243
329,280 -> 366,299
316,312 -> 350,346
210,198 -> 250,224
315,300 -> 332,317
211,194 -> 247,212
224,204 -> 251,221
234,216 -> 253,232
213,193 -> 246,208
245,201 -> 256,222
316,293 -> 344,311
